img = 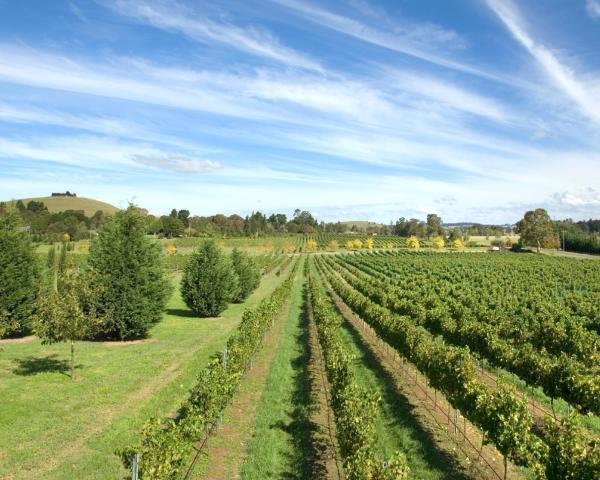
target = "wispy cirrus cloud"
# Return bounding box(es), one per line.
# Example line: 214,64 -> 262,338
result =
586,0 -> 600,19
487,0 -> 600,126
102,0 -> 322,71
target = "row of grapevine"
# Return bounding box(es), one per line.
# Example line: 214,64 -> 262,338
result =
331,253 -> 600,414
306,261 -> 408,480
315,256 -> 600,479
120,258 -> 299,479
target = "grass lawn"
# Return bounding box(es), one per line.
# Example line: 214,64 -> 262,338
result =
0,269 -> 286,480
239,270 -> 314,479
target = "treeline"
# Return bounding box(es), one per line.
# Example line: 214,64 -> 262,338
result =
146,208 -> 321,237
1,200 -> 109,242
556,218 -> 600,255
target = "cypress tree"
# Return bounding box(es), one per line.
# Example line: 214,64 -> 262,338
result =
181,240 -> 238,317
86,207 -> 172,340
230,248 -> 260,303
0,211 -> 40,337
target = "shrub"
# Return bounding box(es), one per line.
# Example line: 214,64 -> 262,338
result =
231,248 -> 260,303
0,212 -> 40,337
86,207 -> 172,340
181,240 -> 238,317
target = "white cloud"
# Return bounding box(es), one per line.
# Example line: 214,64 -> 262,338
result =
586,0 -> 600,19
487,0 -> 600,126
131,154 -> 222,173
103,0 -> 321,71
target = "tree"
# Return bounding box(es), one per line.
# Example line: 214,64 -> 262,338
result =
327,240 -> 339,251
426,213 -> 443,238
34,271 -> 101,380
406,236 -> 420,250
304,239 -> 318,253
0,211 -> 40,337
345,240 -> 354,250
352,239 -> 363,249
365,238 -> 374,250
177,209 -> 190,224
181,241 -> 238,317
160,216 -> 185,238
86,207 -> 172,340
453,239 -> 464,250
230,248 -> 260,303
432,236 -> 445,249
516,209 -> 560,253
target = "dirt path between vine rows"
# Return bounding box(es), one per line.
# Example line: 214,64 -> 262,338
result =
306,291 -> 344,480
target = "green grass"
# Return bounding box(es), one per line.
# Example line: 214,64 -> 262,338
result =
0,270 -> 285,480
337,319 -> 470,480
9,196 -> 119,216
240,270 -> 315,479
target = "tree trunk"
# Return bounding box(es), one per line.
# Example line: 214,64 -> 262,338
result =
536,239 -> 541,253
70,340 -> 75,381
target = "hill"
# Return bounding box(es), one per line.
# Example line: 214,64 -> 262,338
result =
9,196 -> 119,217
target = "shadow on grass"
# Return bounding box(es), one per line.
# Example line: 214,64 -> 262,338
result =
269,283 -> 326,480
340,319 -> 471,480
12,354 -> 75,377
165,308 -> 197,319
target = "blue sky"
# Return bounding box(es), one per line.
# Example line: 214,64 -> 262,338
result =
1,0 -> 599,223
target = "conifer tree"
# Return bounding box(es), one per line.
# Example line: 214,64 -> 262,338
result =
86,207 -> 171,339
0,211 -> 40,337
230,248 -> 260,303
181,241 -> 238,317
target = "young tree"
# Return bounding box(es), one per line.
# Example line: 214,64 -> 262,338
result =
327,240 -> 339,251
305,239 -> 318,253
230,248 -> 260,303
181,241 -> 238,317
86,207 -> 172,340
432,236 -> 445,249
365,238 -> 374,250
0,211 -> 40,337
406,235 -> 420,250
516,209 -> 560,253
34,271 -> 101,380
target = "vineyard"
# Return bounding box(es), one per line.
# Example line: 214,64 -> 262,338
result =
2,240 -> 600,479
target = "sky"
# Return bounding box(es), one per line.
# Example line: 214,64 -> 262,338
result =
0,0 -> 599,224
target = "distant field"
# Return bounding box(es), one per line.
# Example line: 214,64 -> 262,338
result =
8,196 -> 119,216
338,220 -> 384,230
467,234 -> 519,245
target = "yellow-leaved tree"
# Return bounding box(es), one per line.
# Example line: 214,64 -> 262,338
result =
305,239 -> 318,253
453,239 -> 464,250
283,243 -> 295,254
346,240 -> 354,250
432,237 -> 445,249
77,239 -> 90,253
406,236 -> 420,250
327,240 -> 339,251
353,239 -> 363,249
62,233 -> 70,243
166,244 -> 177,255
365,238 -> 374,250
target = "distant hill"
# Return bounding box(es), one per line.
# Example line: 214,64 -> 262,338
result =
9,196 -> 119,217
